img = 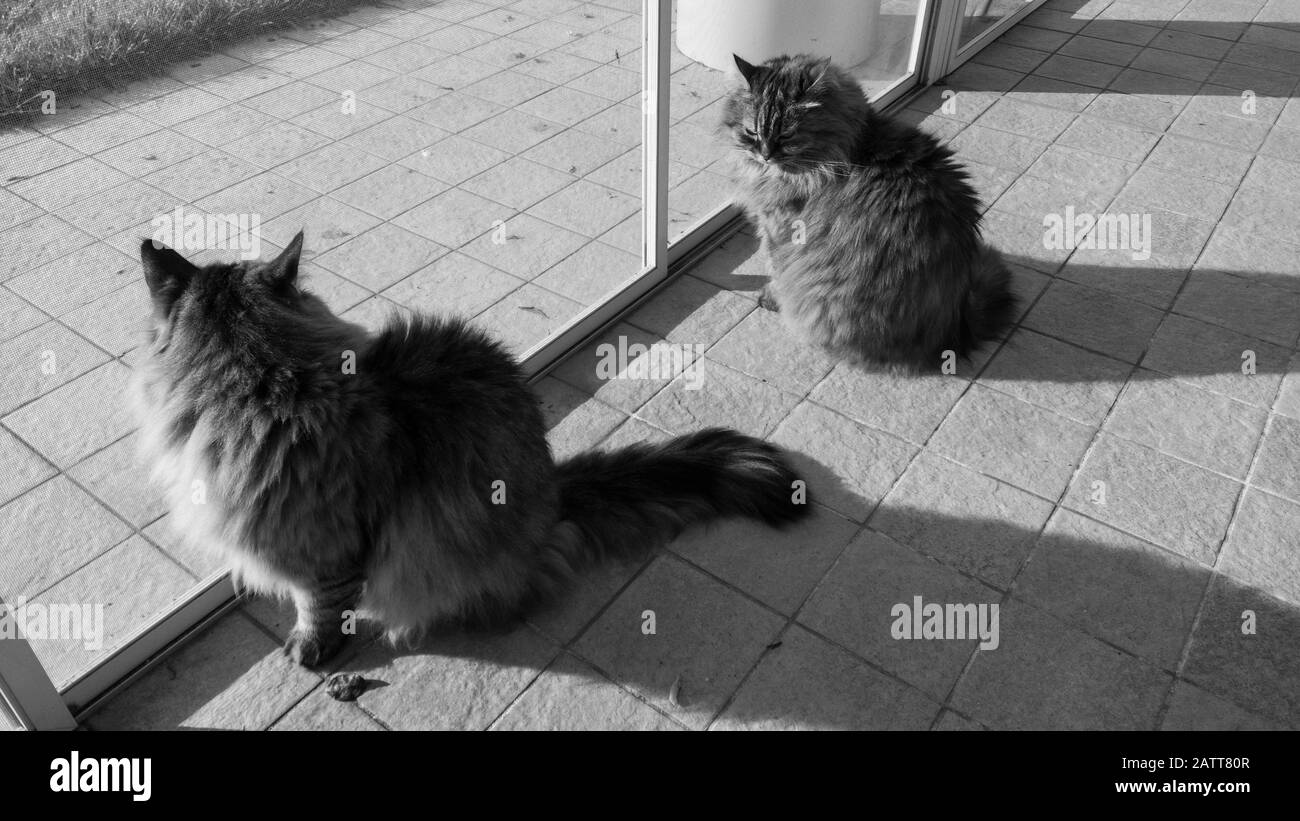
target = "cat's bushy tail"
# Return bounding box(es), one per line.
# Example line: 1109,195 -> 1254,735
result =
962,243 -> 1020,351
547,428 -> 810,567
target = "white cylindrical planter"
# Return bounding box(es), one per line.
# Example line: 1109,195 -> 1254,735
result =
677,0 -> 881,73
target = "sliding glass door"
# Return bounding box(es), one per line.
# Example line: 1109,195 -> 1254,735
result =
0,0 -> 1044,727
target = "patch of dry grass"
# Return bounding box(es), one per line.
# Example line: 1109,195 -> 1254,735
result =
0,0 -> 362,115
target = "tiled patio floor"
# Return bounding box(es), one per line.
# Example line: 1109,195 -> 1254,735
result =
9,0 -> 1300,729
0,0 -> 926,692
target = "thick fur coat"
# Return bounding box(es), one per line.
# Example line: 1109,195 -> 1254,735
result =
722,54 -> 1018,369
131,234 -> 810,666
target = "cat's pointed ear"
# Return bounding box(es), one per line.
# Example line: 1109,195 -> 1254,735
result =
262,230 -> 304,288
140,238 -> 197,316
734,54 -> 760,86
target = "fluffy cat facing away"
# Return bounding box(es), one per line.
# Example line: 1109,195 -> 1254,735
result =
722,54 -> 1018,370
131,232 -> 810,667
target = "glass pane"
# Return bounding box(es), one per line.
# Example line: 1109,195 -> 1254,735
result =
668,0 -> 928,242
959,0 -> 1035,48
0,693 -> 19,730
0,0 -> 649,696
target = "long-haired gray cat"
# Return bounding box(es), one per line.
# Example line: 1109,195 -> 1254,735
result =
131,233 -> 810,667
723,54 -> 1018,369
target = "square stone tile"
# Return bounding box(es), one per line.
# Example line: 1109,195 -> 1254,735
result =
522,128 -> 628,175
2,362 -> 134,468
713,625 -> 940,731
273,144 -> 390,195
330,164 -> 448,220
1219,488 -> 1300,605
1116,165 -> 1236,223
492,652 -> 682,730
1022,279 -> 1164,363
1141,314 -> 1287,409
976,98 -> 1078,142
392,187 -> 513,249
1063,434 -> 1240,565
52,111 -> 160,154
673,499 -> 858,616
871,452 -> 1055,588
1059,209 -> 1212,310
0,426 -> 55,506
473,283 -> 583,356
949,124 -> 1050,173
52,180 -> 175,240
399,135 -> 512,185
1174,269 -> 1300,348
1252,415 -> 1300,504
8,157 -> 131,213
194,171 -> 320,223
1106,371 -> 1268,480
625,274 -> 753,347
338,114 -> 448,161
6,242 -> 138,319
550,323 -> 689,413
573,556 -> 786,729
0,322 -> 110,415
460,69 -> 554,109
1017,509 -> 1209,670
529,179 -> 639,237
1107,67 -> 1202,106
1161,680 -> 1289,730
1083,91 -> 1185,132
1145,133 -> 1253,187
1182,574 -> 1300,727
28,535 -> 196,688
951,598 -> 1171,730
0,476 -> 131,599
929,384 -> 1094,500
981,208 -> 1072,274
67,432 -> 165,528
460,212 -> 590,280
770,402 -> 917,523
0,213 -> 98,283
140,148 -> 261,203
87,613 -> 319,730
1055,114 -> 1159,163
532,239 -> 642,303
0,289 -> 44,345
639,358 -> 799,440
1037,54 -> 1126,88
460,155 -> 577,210
222,121 -> 330,169
333,625 -> 558,731
1005,75 -> 1099,113
800,530 -> 1000,701
808,362 -> 968,444
94,129 -> 209,179
528,552 -> 650,646
172,104 -> 279,148
382,252 -> 524,318
1057,34 -> 1142,67
535,376 -> 627,460
270,687 -> 386,731
293,100 -> 397,140
460,108 -> 563,154
705,310 -> 837,396
258,197 -> 383,256
316,221 -> 452,296
406,91 -> 506,132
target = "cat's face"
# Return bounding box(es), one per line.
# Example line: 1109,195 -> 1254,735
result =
722,54 -> 861,175
139,231 -> 331,354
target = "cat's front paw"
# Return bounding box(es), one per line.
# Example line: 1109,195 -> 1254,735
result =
758,286 -> 780,313
284,627 -> 345,668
